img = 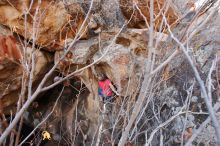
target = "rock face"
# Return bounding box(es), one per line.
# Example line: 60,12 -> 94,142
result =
51,30 -> 152,144
1,0 -> 220,145
147,3 -> 220,145
55,37 -> 99,66
0,36 -> 22,61
0,49 -> 52,114
0,0 -> 88,50
119,0 -> 180,30
54,29 -> 153,97
0,25 -> 52,114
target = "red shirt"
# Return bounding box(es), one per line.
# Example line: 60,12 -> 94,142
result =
98,79 -> 112,96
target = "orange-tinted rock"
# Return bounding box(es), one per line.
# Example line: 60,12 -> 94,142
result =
0,25 -> 52,114
0,0 -> 88,50
0,35 -> 22,61
119,0 -> 179,31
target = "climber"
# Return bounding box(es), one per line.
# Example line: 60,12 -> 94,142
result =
97,73 -> 119,103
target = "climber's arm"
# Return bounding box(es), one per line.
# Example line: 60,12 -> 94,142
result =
109,83 -> 120,96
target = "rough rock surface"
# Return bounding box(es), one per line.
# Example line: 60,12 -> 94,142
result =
0,0 -> 220,146
0,0 -> 88,50
54,29 -> 153,97
0,25 -> 53,114
119,0 -> 180,30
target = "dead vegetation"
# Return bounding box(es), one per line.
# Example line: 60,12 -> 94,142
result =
0,0 -> 220,146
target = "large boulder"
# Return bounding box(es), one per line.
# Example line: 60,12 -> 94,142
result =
54,29 -> 167,96
119,0 -> 180,30
0,25 -> 52,114
0,0 -> 88,50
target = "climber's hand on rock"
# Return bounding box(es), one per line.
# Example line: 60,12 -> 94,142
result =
116,92 -> 120,96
